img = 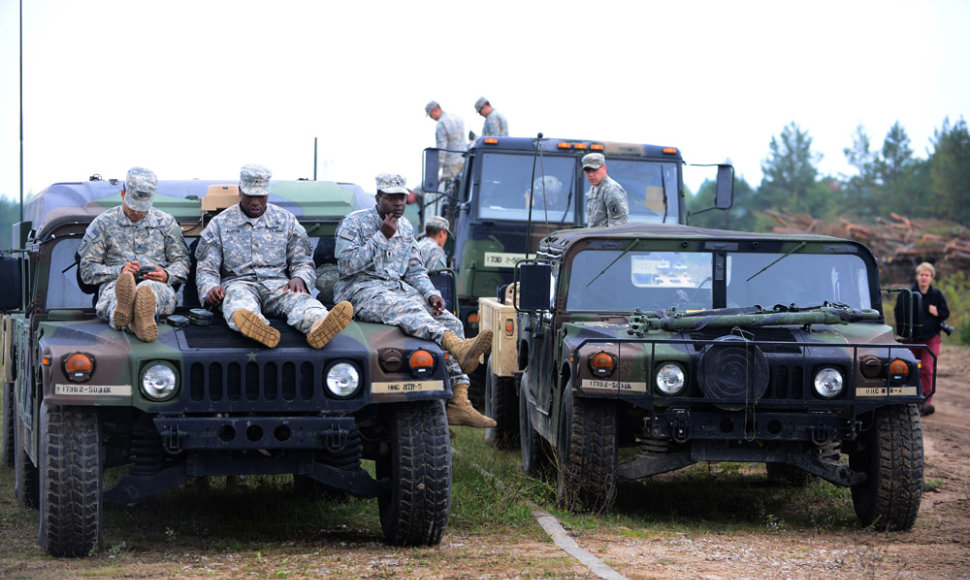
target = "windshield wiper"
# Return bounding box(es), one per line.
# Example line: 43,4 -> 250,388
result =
745,241 -> 806,282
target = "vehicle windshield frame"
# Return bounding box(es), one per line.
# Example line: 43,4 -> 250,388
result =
562,245 -> 875,314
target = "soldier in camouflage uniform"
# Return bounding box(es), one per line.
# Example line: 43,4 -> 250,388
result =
79,167 -> 190,342
195,164 -> 353,349
474,97 -> 508,137
334,173 -> 495,428
582,152 -> 629,228
416,215 -> 450,271
425,101 -> 467,183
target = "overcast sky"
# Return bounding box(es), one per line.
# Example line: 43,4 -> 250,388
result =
1,0 -> 968,204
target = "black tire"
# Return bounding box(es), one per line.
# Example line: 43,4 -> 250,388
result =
484,358 -> 519,449
39,402 -> 104,557
556,387 -> 617,514
519,372 -> 549,477
377,400 -> 451,546
850,404 -> 923,531
766,462 -> 811,487
2,382 -> 14,467
14,397 -> 39,509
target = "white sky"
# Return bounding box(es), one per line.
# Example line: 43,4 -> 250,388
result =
1,0 -> 968,204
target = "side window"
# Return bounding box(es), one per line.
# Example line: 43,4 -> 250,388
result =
48,238 -> 92,309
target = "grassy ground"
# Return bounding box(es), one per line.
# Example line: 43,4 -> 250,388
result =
1,414 -> 866,577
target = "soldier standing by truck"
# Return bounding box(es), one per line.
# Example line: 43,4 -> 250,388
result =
416,215 -> 450,271
334,173 -> 495,428
425,101 -> 467,188
474,97 -> 508,137
195,164 -> 353,349
582,152 -> 629,227
79,166 -> 190,342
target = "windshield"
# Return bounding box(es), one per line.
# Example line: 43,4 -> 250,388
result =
600,159 -> 679,223
565,249 -> 872,313
477,153 -> 577,222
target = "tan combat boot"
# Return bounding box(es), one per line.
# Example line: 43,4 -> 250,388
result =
441,330 -> 493,375
306,301 -> 353,349
447,383 -> 497,428
233,310 -> 280,348
129,285 -> 158,342
112,271 -> 136,328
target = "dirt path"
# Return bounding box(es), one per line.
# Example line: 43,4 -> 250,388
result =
577,342 -> 970,579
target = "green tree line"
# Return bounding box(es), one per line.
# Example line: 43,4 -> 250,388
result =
690,116 -> 970,231
0,197 -> 19,249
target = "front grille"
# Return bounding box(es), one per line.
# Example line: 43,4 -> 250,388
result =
173,319 -> 369,413
188,360 -> 317,403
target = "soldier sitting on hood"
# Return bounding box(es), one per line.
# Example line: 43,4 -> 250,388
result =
79,166 -> 190,342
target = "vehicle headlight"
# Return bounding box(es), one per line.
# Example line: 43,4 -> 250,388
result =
655,363 -> 687,396
140,361 -> 179,401
813,367 -> 844,398
326,362 -> 360,398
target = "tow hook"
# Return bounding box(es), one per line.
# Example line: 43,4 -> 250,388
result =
160,426 -> 184,453
670,409 -> 690,443
810,423 -> 832,445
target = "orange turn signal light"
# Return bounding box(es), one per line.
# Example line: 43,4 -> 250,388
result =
410,349 -> 435,370
888,359 -> 910,376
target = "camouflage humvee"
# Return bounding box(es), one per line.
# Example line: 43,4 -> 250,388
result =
0,178 -> 452,557
513,223 -> 931,531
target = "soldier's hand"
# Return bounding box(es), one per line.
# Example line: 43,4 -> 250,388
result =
428,294 -> 445,315
143,266 -> 168,283
380,214 -> 398,239
205,286 -> 225,306
285,278 -> 308,294
122,260 -> 141,275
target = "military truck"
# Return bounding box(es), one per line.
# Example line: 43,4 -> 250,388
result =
0,178 -> 453,557
422,136 -> 732,336
511,223 -> 931,531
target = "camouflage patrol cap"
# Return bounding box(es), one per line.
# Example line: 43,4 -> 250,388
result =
124,166 -> 157,211
425,215 -> 452,235
376,173 -> 409,195
474,97 -> 489,113
240,164 -> 271,196
582,153 -> 606,170
424,100 -> 439,116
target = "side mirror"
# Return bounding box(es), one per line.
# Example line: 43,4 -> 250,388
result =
0,254 -> 22,311
422,148 -> 440,193
715,164 -> 734,210
516,263 -> 552,311
892,288 -> 924,340
427,269 -> 458,316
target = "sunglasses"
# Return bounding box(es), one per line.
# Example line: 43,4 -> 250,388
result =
583,167 -> 600,173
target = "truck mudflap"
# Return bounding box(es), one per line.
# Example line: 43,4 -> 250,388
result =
154,415 -> 358,452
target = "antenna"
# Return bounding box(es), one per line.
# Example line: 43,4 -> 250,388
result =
19,0 -> 24,222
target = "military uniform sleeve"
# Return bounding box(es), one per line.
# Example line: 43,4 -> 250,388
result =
77,217 -> 119,287
286,218 -> 316,289
403,243 -> 440,300
161,216 -> 191,286
606,182 -> 630,225
335,214 -> 389,277
194,220 -> 224,299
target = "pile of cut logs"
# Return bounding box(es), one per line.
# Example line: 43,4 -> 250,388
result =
764,209 -> 970,285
